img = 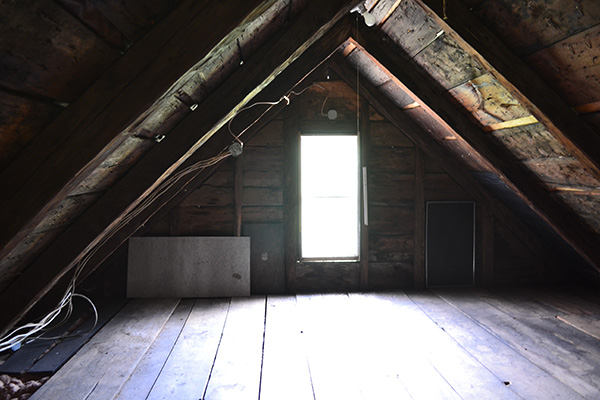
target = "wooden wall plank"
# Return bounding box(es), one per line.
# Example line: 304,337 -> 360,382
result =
368,147 -> 416,172
369,262 -> 414,289
294,263 -> 360,292
242,206 -> 283,223
178,206 -> 234,236
369,206 -> 414,235
180,186 -> 234,207
242,187 -> 283,206
368,121 -> 414,147
368,234 -> 414,263
243,119 -> 284,146
424,174 -> 470,201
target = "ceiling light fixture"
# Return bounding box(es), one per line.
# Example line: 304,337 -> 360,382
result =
351,2 -> 376,27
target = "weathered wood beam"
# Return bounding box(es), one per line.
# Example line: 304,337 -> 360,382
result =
359,96 -> 369,290
0,0 -> 264,260
0,7 -> 356,335
417,0 -> 600,181
330,55 -> 563,281
352,26 -> 600,272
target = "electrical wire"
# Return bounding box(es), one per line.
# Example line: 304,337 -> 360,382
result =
0,77 -> 319,355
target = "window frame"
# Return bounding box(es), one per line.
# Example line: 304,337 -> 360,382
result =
298,131 -> 361,262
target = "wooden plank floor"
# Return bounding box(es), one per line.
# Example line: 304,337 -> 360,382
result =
31,288 -> 600,400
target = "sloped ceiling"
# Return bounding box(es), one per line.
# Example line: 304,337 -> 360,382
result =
0,0 -> 599,335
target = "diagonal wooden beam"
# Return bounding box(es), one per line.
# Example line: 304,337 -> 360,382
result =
71,64 -> 333,299
330,55 -> 564,280
0,0 -> 268,260
417,0 -> 600,181
351,26 -> 600,272
0,5 -> 356,335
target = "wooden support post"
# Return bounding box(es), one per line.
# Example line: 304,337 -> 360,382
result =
414,149 -> 426,289
359,96 -> 370,291
330,55 -> 562,285
234,154 -> 244,236
283,107 -> 300,293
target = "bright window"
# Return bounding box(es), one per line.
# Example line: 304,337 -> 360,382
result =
300,135 -> 359,260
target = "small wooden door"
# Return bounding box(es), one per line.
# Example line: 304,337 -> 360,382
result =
426,202 -> 475,287
242,223 -> 285,294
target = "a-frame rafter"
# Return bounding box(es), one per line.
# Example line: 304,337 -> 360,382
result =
0,3 -> 357,336
351,25 -> 600,272
418,0 -> 600,181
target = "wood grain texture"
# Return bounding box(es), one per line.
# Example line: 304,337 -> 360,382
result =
0,0 -> 120,101
145,299 -> 230,400
410,290 -> 585,399
526,24 -> 600,106
260,296 -> 313,400
30,298 -> 180,400
411,32 -> 486,90
472,0 -> 600,56
380,0 -> 442,58
435,289 -> 600,398
204,297 -> 266,400
113,299 -> 195,400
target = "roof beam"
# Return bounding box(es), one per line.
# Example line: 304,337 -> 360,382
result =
417,0 -> 600,181
0,0 -> 267,260
0,5 -> 356,335
330,55 -> 562,279
352,26 -> 600,272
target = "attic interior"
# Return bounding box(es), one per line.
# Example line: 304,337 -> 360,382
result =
1,0 -> 600,398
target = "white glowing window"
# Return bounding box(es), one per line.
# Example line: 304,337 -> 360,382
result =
300,135 -> 359,260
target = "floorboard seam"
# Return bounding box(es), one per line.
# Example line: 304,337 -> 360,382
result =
257,296 -> 268,400
201,298 -> 232,400
140,299 -> 194,400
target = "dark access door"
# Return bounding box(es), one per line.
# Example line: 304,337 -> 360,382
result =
426,201 -> 475,287
242,223 -> 285,294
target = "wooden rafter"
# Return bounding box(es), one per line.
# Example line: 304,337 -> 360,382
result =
0,0 -> 267,261
351,26 -> 600,272
330,54 -> 564,278
417,0 -> 600,182
0,4 -> 357,336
